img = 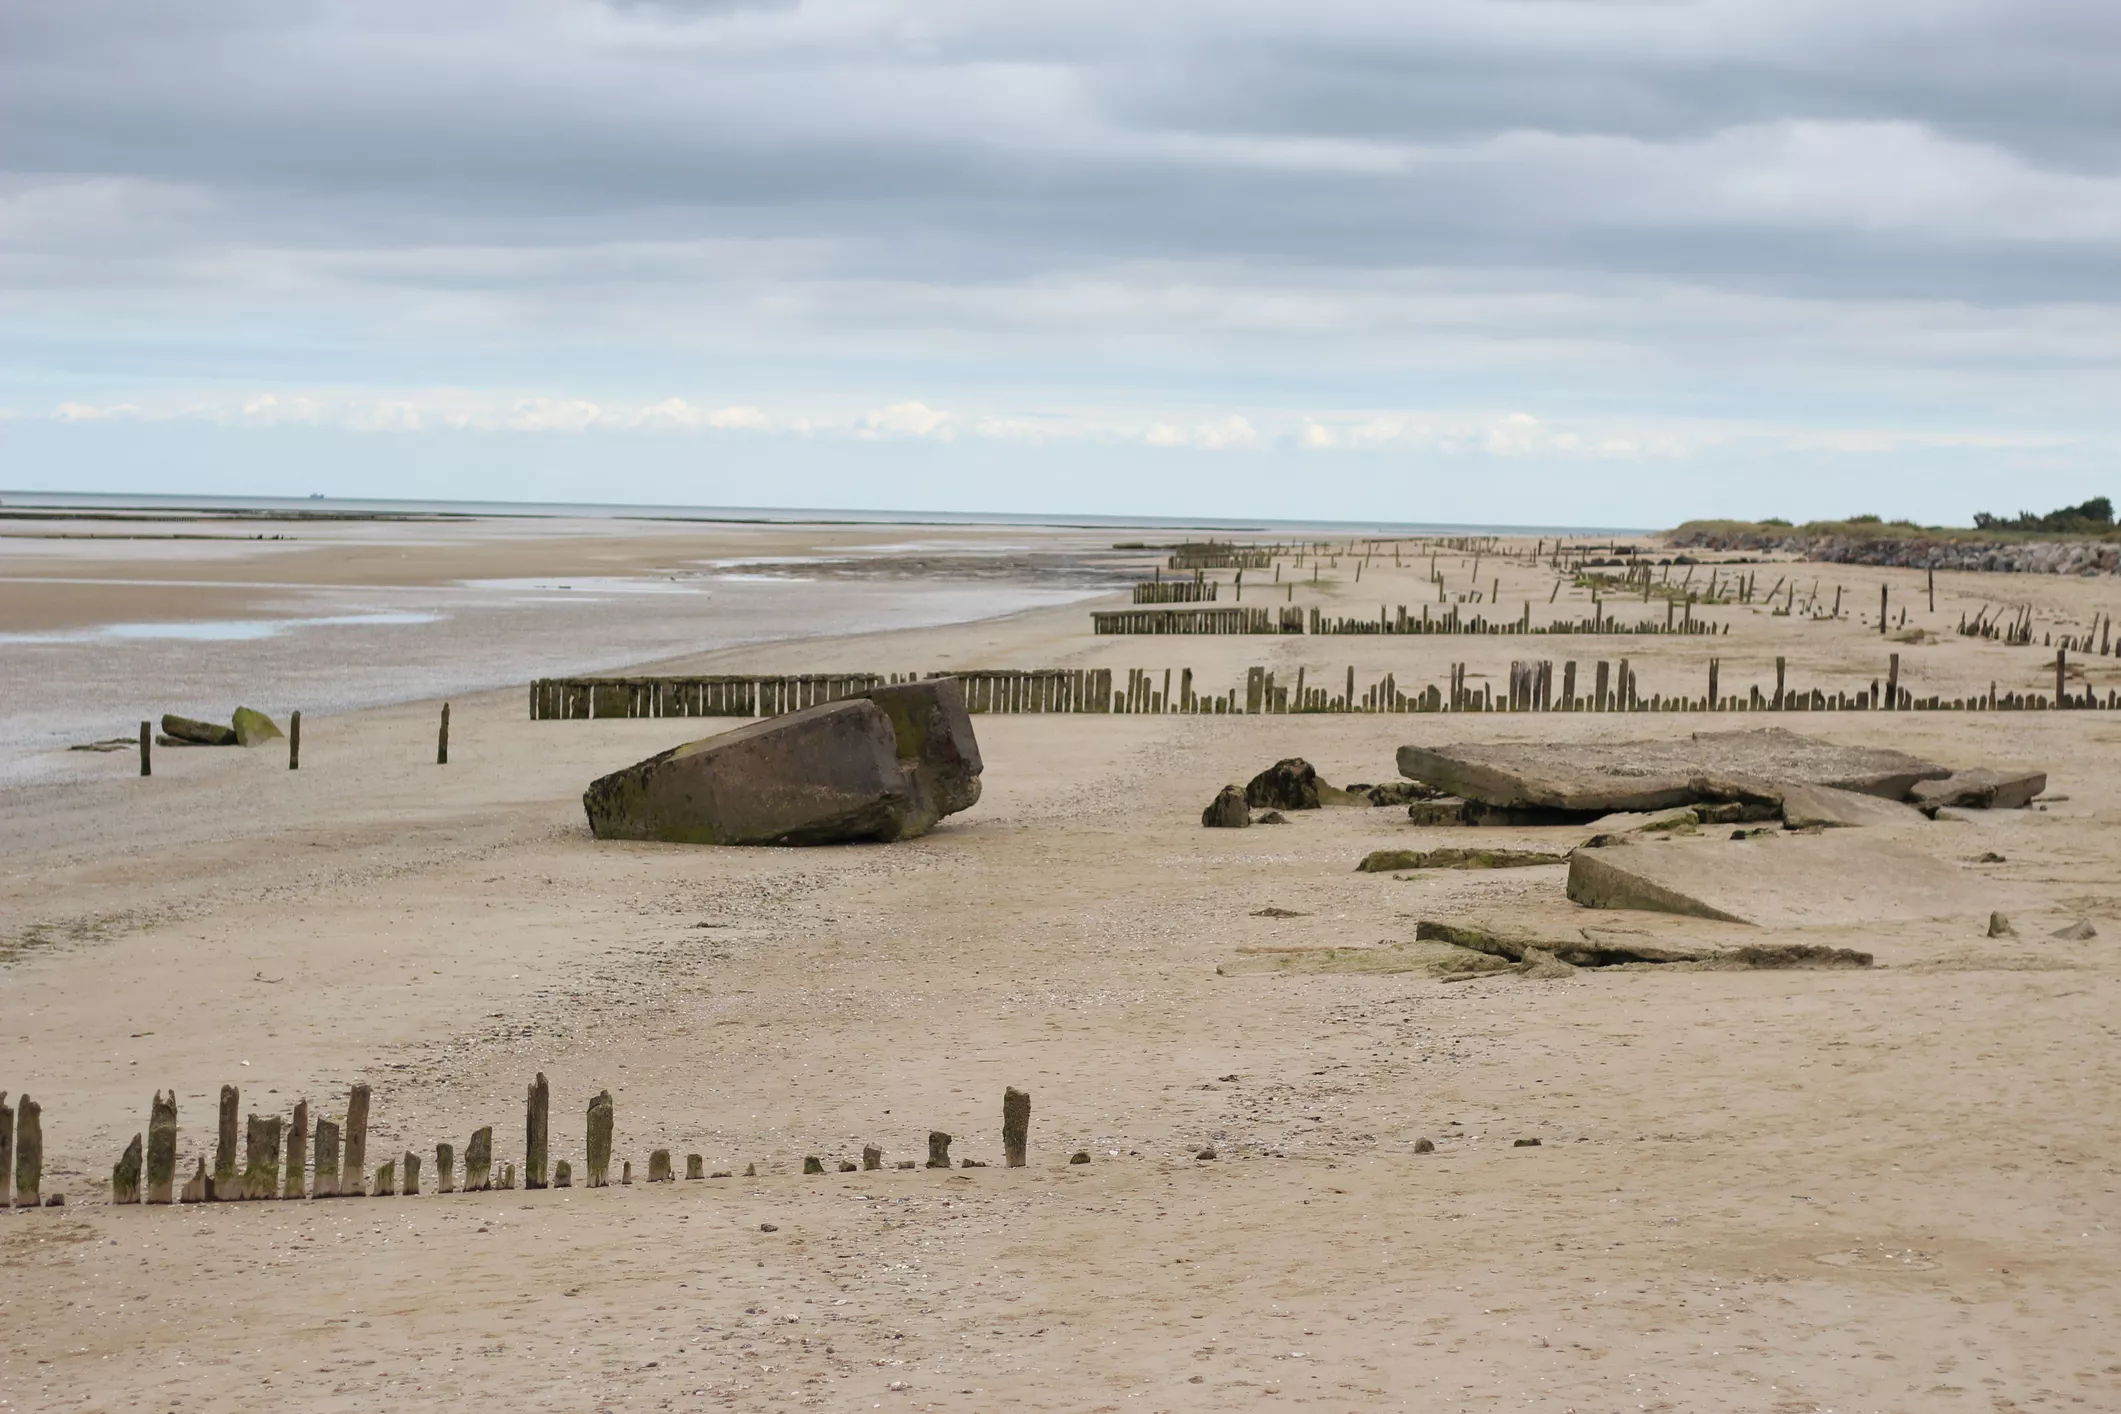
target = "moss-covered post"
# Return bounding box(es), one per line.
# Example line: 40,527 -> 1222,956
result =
1,1092 -> 14,1208
242,1115 -> 282,1201
214,1085 -> 239,1197
586,1091 -> 613,1188
113,1133 -> 143,1204
402,1150 -> 421,1196
313,1118 -> 341,1199
147,1091 -> 178,1204
650,1150 -> 673,1181
926,1131 -> 952,1169
1002,1088 -> 1030,1168
282,1100 -> 308,1199
14,1095 -> 41,1206
525,1072 -> 549,1190
341,1084 -> 370,1197
465,1126 -> 493,1192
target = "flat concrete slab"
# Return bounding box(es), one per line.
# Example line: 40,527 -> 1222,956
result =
1778,784 -> 1929,830
1398,727 -> 1950,812
1909,768 -> 2046,812
1566,833 -> 2030,927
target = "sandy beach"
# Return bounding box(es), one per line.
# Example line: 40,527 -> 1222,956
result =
3,513 -> 2118,1412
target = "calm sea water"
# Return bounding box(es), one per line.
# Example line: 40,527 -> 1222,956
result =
0,489 -> 1641,538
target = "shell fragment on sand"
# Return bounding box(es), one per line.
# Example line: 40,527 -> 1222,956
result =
582,679 -> 981,846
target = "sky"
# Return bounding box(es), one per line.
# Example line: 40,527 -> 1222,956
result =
2,0 -> 2118,526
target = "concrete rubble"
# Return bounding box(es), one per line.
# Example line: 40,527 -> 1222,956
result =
583,679 -> 982,846
1566,832 -> 2030,927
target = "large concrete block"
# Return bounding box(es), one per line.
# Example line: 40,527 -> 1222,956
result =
1398,728 -> 1950,813
584,687 -> 982,846
860,680 -> 983,818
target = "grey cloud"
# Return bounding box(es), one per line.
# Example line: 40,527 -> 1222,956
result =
2,0 -> 2119,435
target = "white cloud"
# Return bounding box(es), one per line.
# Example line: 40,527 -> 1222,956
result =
54,401 -> 142,421
861,401 -> 954,438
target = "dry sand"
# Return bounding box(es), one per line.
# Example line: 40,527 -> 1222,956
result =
2,518 -> 2119,1412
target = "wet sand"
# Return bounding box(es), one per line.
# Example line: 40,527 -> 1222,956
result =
2,519 -> 2118,1412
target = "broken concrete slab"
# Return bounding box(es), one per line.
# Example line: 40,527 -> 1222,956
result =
1398,728 -> 1951,813
1778,784 -> 1929,830
1909,768 -> 2047,813
161,713 -> 237,747
1567,832 -> 2029,927
1405,797 -> 1470,826
1201,785 -> 1250,828
1357,847 -> 1567,873
860,678 -> 983,821
1414,919 -> 1710,967
1581,806 -> 1700,836
583,681 -> 981,846
1245,758 -> 1322,811
230,707 -> 284,747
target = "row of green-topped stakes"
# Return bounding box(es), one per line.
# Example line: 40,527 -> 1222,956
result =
82,1077 -> 1053,1206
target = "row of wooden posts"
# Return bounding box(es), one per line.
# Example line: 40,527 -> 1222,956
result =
0,1078 -> 1043,1211
528,647 -> 2115,724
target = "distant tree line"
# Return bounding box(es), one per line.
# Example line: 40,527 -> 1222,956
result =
1973,497 -> 2114,533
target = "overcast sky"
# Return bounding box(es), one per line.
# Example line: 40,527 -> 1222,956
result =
3,0 -> 2117,524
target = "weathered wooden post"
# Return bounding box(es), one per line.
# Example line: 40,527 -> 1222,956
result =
2056,649 -> 2067,708
374,1160 -> 396,1197
402,1151 -> 421,1196
586,1091 -> 613,1188
525,1072 -> 549,1190
465,1126 -> 493,1192
281,1100 -> 308,1198
1774,657 -> 1786,708
649,1149 -> 673,1182
288,710 -> 301,770
1886,653 -> 1901,710
214,1085 -> 239,1197
926,1131 -> 953,1168
15,1094 -> 43,1206
686,1154 -> 704,1180
862,1145 -> 882,1171
242,1115 -> 282,1200
140,721 -> 151,777
0,1092 -> 12,1207
148,1091 -> 178,1204
435,1142 -> 456,1194
1707,658 -> 1720,709
113,1133 -> 144,1204
181,1157 -> 208,1204
552,1160 -> 571,1188
1879,582 -> 1888,635
313,1119 -> 341,1198
1003,1088 -> 1030,1168
342,1084 -> 370,1197
437,703 -> 450,765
